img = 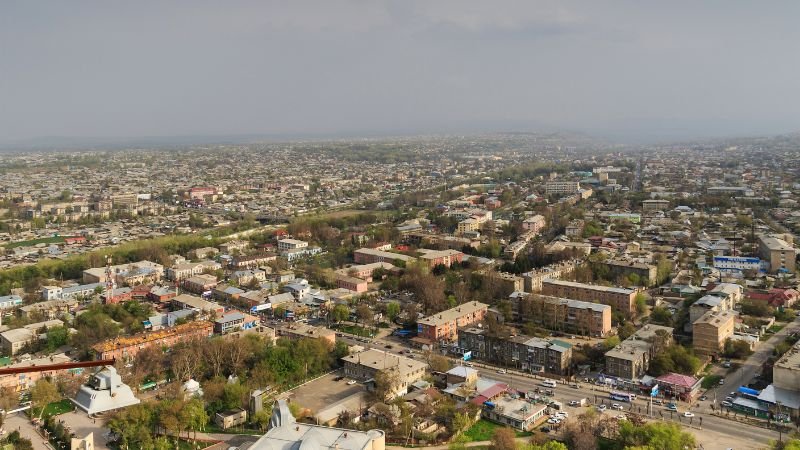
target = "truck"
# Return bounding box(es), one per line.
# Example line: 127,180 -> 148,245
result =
568,398 -> 587,407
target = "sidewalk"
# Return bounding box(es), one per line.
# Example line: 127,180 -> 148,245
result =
4,414 -> 53,450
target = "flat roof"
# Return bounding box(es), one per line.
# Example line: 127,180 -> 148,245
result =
341,348 -> 427,378
542,278 -> 635,295
418,301 -> 488,327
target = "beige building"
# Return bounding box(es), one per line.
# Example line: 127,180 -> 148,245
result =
276,323 -> 336,345
541,278 -> 637,317
774,343 -> 800,392
342,349 -> 427,399
693,310 -> 736,356
417,301 -> 489,343
604,324 -> 674,381
516,295 -> 612,337
758,234 -> 797,274
545,181 -> 581,195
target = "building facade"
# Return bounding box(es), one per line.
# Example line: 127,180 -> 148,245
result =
541,279 -> 637,317
417,301 -> 489,343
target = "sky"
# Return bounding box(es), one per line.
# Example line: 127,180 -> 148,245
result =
2,1 -> 800,144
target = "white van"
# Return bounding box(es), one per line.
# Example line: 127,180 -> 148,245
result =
542,380 -> 557,388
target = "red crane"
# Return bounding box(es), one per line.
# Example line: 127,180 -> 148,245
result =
0,358 -> 116,376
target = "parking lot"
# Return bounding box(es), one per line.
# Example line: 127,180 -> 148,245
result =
281,371 -> 366,414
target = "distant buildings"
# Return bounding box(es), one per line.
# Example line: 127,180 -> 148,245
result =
417,249 -> 464,268
82,260 -> 164,286
545,181 -> 581,195
601,259 -> 658,286
522,215 -> 546,234
0,319 -> 65,355
417,301 -> 489,344
642,199 -> 670,211
353,248 -> 415,265
275,322 -> 336,345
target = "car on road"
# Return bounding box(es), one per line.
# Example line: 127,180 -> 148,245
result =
699,395 -> 707,401
596,405 -> 607,412
497,369 -> 507,374
384,344 -> 392,349
725,396 -> 735,402
722,361 -> 731,368
568,400 -> 580,407
540,426 -> 551,433
721,401 -> 733,407
683,412 -> 695,418
666,403 -> 678,411
719,378 -> 725,385
546,418 -> 561,424
347,380 -> 357,385
333,376 -> 344,381
611,403 -> 623,410
571,383 -> 579,389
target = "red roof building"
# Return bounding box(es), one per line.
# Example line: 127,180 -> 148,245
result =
655,373 -> 701,401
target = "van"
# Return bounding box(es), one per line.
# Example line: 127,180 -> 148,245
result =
542,380 -> 557,388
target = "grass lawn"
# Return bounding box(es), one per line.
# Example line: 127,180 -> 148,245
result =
701,375 -> 722,389
337,324 -> 376,337
5,236 -> 65,249
34,399 -> 75,420
769,324 -> 786,334
463,419 -> 531,442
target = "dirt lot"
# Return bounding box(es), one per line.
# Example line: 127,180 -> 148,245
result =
281,372 -> 366,415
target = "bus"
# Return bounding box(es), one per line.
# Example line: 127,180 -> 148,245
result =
610,391 -> 636,402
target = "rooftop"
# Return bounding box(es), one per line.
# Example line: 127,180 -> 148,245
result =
542,278 -> 635,295
92,320 -> 212,353
418,301 -> 488,327
341,348 -> 427,378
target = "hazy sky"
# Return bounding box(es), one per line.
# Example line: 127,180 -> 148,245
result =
3,1 -> 800,143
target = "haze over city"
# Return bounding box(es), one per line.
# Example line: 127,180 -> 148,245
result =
3,1 -> 800,145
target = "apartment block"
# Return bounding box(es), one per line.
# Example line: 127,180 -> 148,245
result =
522,215 -> 546,234
92,320 -> 213,361
693,310 -> 736,356
342,349 -> 427,399
604,324 -> 673,381
545,181 -> 581,195
417,301 -> 489,343
417,249 -> 464,268
602,259 -> 658,286
457,327 -> 572,375
353,248 -> 415,265
541,278 -> 637,317
758,234 -> 797,274
516,294 -> 612,337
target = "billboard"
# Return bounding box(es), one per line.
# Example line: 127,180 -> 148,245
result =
250,303 -> 272,313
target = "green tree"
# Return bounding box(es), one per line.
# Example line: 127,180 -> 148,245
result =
603,336 -> 621,350
331,304 -> 350,323
31,379 -> 60,420
617,421 -> 695,450
649,306 -> 672,325
386,301 -> 401,322
618,322 -> 636,340
635,293 -> 648,314
45,325 -> 69,351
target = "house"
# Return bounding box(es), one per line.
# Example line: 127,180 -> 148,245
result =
215,311 -> 258,334
482,395 -> 547,432
655,373 -> 701,402
183,274 -> 219,294
19,299 -> 78,320
171,294 -> 225,315
336,275 -> 368,293
342,349 -> 427,399
604,324 -> 673,382
0,319 -> 66,355
0,294 -> 23,311
215,408 -> 248,430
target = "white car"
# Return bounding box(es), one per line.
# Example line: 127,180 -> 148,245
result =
611,403 -> 624,410
497,369 -> 507,374
557,411 -> 569,418
616,414 -> 627,420
347,380 -> 357,385
683,412 -> 695,418
597,405 -> 607,412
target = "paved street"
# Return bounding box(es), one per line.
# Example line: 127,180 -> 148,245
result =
3,413 -> 53,450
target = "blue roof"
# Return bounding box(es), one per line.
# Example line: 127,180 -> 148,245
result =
738,386 -> 760,396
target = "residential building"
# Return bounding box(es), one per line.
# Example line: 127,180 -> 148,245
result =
167,262 -> 208,281
42,282 -> 105,301
708,283 -> 745,305
604,324 -> 674,381
219,240 -> 250,254
251,400 -> 385,450
482,396 -> 547,432
182,274 -> 219,294
91,320 -> 213,360
82,260 -> 164,286
276,322 -> 336,345
230,253 -> 277,269
602,259 -> 658,286
504,241 -> 528,260
642,199 -> 670,211
565,219 -> 584,237
277,238 -> 309,252
417,249 -> 464,268
516,294 -> 612,337
215,408 -> 248,430
545,181 -> 581,195
541,278 -> 637,317
689,295 -> 731,326
522,215 -> 546,234
0,319 -> 65,355
693,310 -> 736,356
0,353 -> 73,392
353,248 -> 415,265
283,246 -> 323,262
342,348 -> 427,399
214,311 -> 258,334
457,327 -> 572,375
522,261 -> 577,293
335,262 -> 398,282
336,275 -> 368,293
417,301 -> 489,343
19,299 -> 78,319
758,234 -> 797,274
0,294 -> 23,311
774,342 -> 800,392
474,271 -> 524,294
171,294 -> 225,315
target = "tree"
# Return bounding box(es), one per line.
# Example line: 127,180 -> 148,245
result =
724,338 -> 754,359
31,379 -> 60,420
490,427 -> 517,450
618,322 -> 636,340
386,301 -> 401,322
45,325 -> 69,352
603,336 -> 621,350
330,304 -> 350,323
356,304 -> 373,326
428,354 -> 452,373
617,421 -> 695,450
649,306 -> 672,325
635,293 -> 648,315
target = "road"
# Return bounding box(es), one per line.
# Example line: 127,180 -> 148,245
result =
3,413 -> 53,450
335,329 -> 786,447
709,316 -> 800,411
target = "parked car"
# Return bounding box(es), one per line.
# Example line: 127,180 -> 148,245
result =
347,380 -> 357,385
611,403 -> 624,410
597,405 -> 607,412
540,426 -> 551,433
497,369 -> 507,374
333,376 -> 344,381
666,403 -> 678,411
699,395 -> 708,401
719,378 -> 725,385
683,412 -> 695,418
721,401 -> 733,407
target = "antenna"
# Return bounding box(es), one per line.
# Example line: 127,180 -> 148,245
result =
105,255 -> 114,304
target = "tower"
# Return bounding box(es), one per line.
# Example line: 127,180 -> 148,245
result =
105,256 -> 114,303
